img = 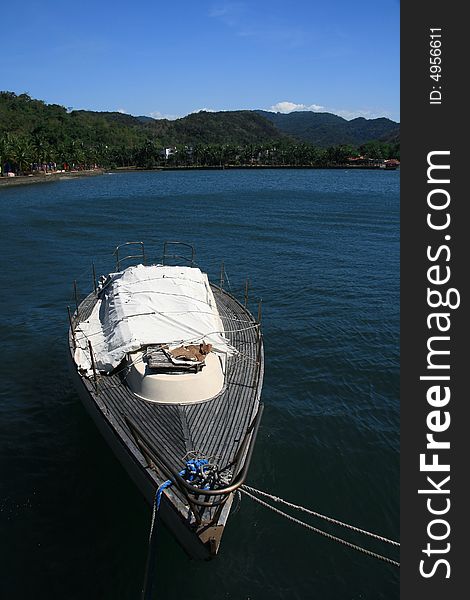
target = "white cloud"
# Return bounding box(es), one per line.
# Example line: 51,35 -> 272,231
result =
267,101 -> 395,121
148,108 -> 219,120
116,108 -> 128,114
269,101 -> 325,113
149,110 -> 180,120
192,107 -> 217,113
209,3 -> 245,27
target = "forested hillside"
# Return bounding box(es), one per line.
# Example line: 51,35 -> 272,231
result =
256,110 -> 399,147
0,92 -> 399,173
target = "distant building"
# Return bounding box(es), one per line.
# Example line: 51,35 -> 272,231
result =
162,147 -> 177,159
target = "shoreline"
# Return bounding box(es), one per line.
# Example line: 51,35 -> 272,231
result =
0,164 -> 398,188
0,169 -> 105,188
111,164 -> 398,172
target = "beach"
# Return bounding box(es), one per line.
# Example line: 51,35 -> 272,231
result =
0,169 -> 104,188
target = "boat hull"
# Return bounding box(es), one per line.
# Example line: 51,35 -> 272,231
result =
67,278 -> 264,560
67,348 -> 234,560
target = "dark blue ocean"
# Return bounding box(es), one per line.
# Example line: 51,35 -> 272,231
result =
0,169 -> 399,599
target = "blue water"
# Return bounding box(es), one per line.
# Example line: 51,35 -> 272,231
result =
0,169 -> 399,599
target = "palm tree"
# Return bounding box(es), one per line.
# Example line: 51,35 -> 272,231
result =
0,132 -> 15,174
10,135 -> 34,174
67,139 -> 86,168
32,134 -> 48,167
0,135 -> 6,175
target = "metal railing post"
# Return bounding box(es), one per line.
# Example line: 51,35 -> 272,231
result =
114,242 -> 145,271
162,241 -> 195,266
92,262 -> 97,294
220,261 -> 225,290
67,306 -> 76,348
253,300 -> 263,388
88,340 -> 99,391
73,280 -> 80,319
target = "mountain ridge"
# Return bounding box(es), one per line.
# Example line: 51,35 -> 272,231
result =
1,91 -> 399,148
255,110 -> 399,147
0,92 -> 400,171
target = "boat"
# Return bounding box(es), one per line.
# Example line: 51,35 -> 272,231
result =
67,241 -> 264,560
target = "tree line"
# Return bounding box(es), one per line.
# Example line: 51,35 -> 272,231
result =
0,91 -> 399,175
0,133 -> 399,175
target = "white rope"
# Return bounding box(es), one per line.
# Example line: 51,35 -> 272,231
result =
74,308 -> 259,347
240,487 -> 399,568
242,485 -> 399,547
222,267 -> 233,293
72,311 -> 253,340
73,315 -> 259,358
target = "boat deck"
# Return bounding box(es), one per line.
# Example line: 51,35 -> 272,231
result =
71,285 -> 263,507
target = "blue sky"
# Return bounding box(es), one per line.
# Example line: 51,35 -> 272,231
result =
1,0 -> 399,122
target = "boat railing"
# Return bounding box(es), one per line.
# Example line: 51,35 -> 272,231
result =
114,241 -> 146,271
69,242 -> 265,521
211,283 -> 263,388
162,241 -> 196,266
125,278 -> 265,486
124,401 -> 264,520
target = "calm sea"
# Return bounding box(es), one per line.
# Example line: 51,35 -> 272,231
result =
0,169 -> 399,600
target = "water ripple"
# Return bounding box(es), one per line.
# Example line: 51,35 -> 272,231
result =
0,169 -> 399,600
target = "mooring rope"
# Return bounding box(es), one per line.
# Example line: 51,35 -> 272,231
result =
242,485 -> 399,547
142,459 -> 213,599
240,486 -> 400,568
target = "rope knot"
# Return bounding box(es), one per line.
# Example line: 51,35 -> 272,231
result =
184,458 -> 210,485
155,457 -> 216,510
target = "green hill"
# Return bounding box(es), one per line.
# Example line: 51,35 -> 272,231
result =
0,91 -> 399,172
170,110 -> 286,144
0,93 -> 285,148
255,110 -> 399,147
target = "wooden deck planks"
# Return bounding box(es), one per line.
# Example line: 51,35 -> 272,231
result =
72,284 -> 262,506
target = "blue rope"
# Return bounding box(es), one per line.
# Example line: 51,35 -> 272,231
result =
155,458 -> 210,510
155,478 -> 175,510
143,458 -> 212,598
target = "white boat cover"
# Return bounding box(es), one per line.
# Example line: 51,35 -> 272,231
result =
74,264 -> 235,374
